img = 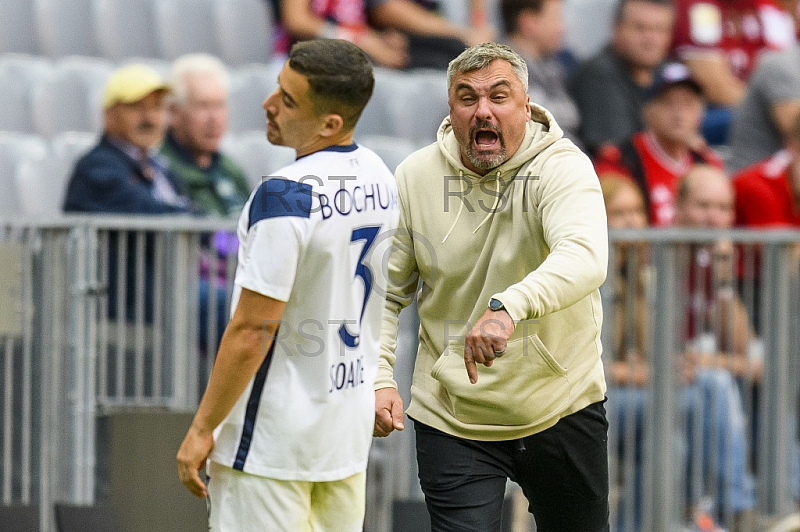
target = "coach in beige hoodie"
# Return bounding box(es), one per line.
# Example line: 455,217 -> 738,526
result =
374,43 -> 610,530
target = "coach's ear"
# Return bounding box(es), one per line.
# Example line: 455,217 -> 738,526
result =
319,113 -> 345,138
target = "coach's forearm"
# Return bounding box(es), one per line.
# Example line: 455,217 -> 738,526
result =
190,322 -> 276,435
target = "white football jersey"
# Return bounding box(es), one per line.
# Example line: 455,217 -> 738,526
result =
210,144 -> 400,481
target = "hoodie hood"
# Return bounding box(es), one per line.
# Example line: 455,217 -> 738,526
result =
435,103 -> 565,242
436,103 -> 564,181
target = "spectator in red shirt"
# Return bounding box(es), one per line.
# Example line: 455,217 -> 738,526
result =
671,0 -> 796,143
594,63 -> 723,226
733,110 -> 800,227
672,0 -> 795,101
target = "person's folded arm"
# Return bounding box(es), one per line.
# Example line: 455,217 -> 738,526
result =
683,54 -> 746,106
369,0 -> 494,44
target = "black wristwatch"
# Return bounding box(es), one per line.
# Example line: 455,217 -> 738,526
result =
488,298 -> 505,311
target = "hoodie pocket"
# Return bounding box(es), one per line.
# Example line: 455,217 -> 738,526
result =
430,335 -> 571,427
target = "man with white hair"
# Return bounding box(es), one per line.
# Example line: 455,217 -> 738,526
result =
161,53 -> 250,218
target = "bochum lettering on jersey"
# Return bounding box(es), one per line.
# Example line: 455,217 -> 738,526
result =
255,176 -> 398,220
317,182 -> 398,220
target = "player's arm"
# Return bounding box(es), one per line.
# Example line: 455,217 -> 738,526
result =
177,288 -> 285,498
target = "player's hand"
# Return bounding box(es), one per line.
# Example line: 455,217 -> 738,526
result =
374,387 -> 405,437
177,425 -> 213,498
464,308 -> 515,384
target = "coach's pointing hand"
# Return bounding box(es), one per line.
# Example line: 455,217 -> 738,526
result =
374,387 -> 405,437
464,308 -> 515,384
177,425 -> 213,498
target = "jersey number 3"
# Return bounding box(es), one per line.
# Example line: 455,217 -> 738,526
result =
339,225 -> 381,348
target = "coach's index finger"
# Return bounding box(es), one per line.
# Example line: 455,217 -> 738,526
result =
464,346 -> 479,384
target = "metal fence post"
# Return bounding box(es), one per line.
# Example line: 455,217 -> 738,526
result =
642,241 -> 681,530
168,231 -> 199,410
757,242 -> 793,516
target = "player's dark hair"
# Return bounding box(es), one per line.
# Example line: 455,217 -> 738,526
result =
288,39 -> 375,130
500,0 -> 549,35
613,0 -> 672,24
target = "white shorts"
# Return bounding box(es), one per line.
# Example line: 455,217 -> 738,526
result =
206,461 -> 366,532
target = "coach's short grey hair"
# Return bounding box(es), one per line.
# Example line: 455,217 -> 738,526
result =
447,43 -> 528,89
169,53 -> 230,106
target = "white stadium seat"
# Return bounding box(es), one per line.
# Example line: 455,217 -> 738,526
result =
0,133 -> 49,217
31,57 -> 113,137
155,0 -> 219,60
15,131 -> 94,216
392,69 -> 449,145
50,131 -> 98,162
0,55 -> 53,134
118,57 -> 172,80
94,0 -> 160,61
214,0 -> 273,66
563,0 -> 616,59
227,64 -> 279,133
356,68 -> 449,145
36,0 -> 100,57
0,0 -> 40,54
354,67 -> 407,139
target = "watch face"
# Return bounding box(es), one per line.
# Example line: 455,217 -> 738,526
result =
489,298 -> 503,311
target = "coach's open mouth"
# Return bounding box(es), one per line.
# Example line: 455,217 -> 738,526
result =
473,129 -> 499,149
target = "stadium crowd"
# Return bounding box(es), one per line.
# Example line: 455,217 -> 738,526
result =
1,0 -> 799,530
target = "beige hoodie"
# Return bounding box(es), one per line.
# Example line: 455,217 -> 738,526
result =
376,104 -> 608,441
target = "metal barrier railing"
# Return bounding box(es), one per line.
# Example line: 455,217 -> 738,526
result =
603,228 -> 800,532
0,219 -> 798,531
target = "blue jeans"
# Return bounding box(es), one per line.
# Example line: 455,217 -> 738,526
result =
685,368 -> 755,514
607,368 -> 755,526
198,278 -> 229,353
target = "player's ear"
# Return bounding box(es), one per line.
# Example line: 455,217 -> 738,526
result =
320,113 -> 345,138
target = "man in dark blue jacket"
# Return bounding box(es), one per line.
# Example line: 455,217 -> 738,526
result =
64,64 -> 190,214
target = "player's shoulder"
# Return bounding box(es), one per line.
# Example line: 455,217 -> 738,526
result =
246,176 -> 314,229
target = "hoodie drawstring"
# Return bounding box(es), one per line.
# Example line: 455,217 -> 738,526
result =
472,170 -> 501,236
442,169 -> 466,244
442,170 -> 503,243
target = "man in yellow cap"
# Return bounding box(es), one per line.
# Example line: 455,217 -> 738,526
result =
63,64 -> 193,328
63,63 -> 190,213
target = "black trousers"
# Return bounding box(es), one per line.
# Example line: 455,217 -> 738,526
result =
413,401 -> 610,532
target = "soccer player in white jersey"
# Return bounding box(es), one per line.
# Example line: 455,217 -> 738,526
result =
177,39 -> 399,531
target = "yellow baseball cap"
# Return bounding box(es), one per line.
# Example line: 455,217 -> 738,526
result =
102,64 -> 171,109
